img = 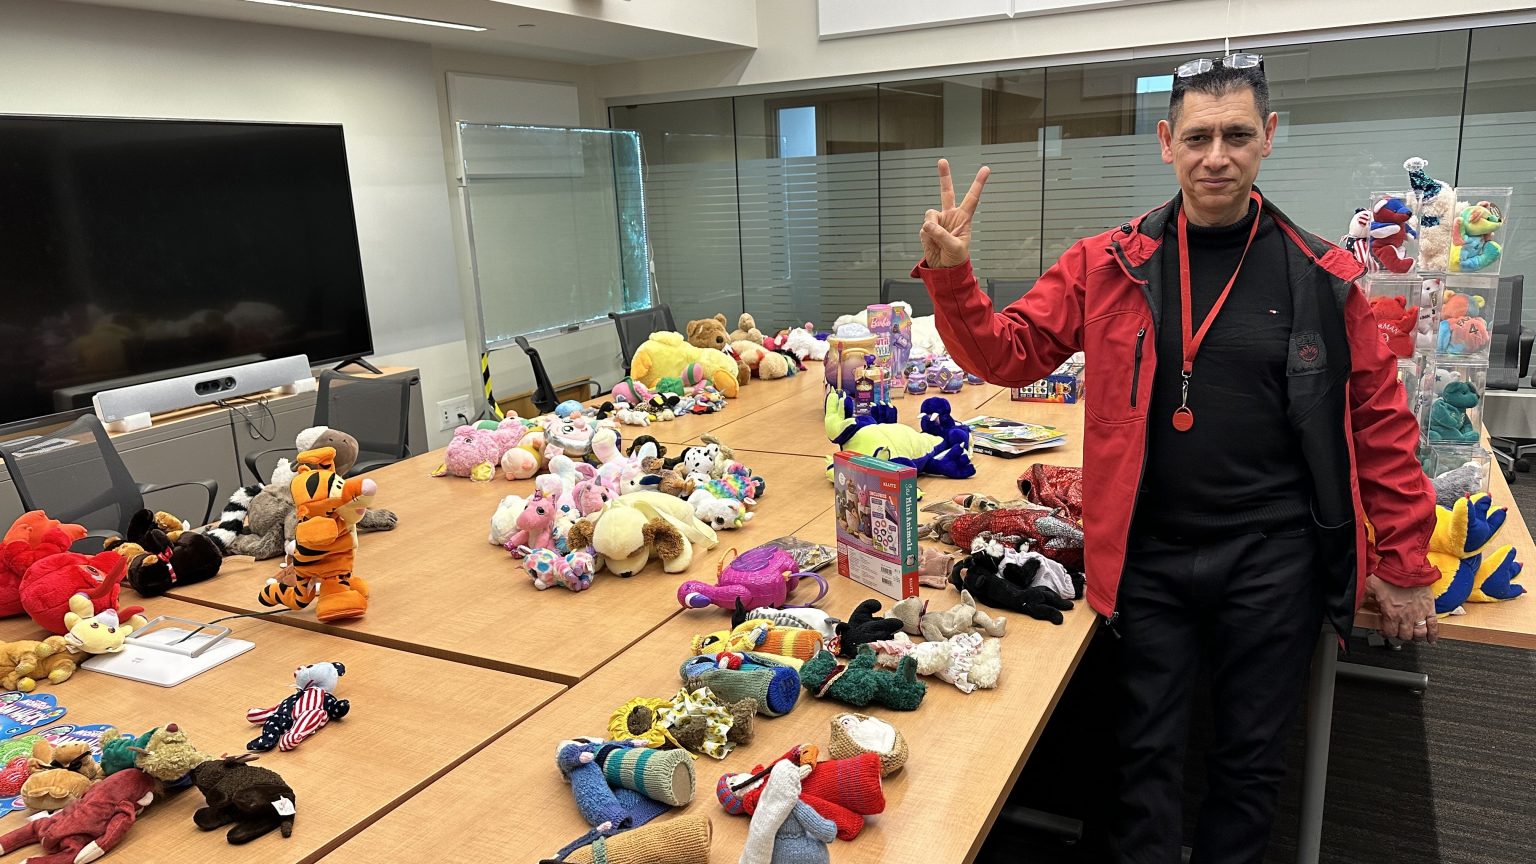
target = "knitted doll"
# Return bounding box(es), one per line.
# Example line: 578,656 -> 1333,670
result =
246,662 -> 349,752
555,738 -> 673,860
799,647 -> 926,711
827,713 -> 909,777
559,814 -> 712,864
691,619 -> 823,663
679,654 -> 801,717
717,747 -> 885,841
734,605 -> 841,641
738,760 -> 837,864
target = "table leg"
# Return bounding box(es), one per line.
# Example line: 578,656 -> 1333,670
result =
1297,631 -> 1338,864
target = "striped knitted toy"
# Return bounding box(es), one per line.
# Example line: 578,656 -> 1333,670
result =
717,750 -> 885,841
679,654 -> 801,717
596,741 -> 697,807
555,739 -> 672,859
690,620 -> 822,662
559,814 -> 712,864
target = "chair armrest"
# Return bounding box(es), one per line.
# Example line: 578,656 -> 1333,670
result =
1520,326 -> 1534,379
244,447 -> 298,485
138,479 -> 220,527
350,457 -> 402,476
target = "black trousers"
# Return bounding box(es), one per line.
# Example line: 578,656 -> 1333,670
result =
1110,527 -> 1324,864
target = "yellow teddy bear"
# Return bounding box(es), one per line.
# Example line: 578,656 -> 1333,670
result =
630,331 -> 741,398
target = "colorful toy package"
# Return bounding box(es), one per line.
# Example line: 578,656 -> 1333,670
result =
867,304 -> 914,397
832,451 -> 919,601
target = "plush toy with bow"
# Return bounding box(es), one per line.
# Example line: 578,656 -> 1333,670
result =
103,508 -> 222,596
1428,493 -> 1524,616
246,662 -> 349,752
823,391 -> 974,480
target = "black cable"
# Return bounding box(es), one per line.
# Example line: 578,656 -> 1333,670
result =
170,606 -> 293,645
216,396 -> 277,442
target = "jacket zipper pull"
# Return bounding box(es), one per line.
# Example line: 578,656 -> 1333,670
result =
1103,611 -> 1122,638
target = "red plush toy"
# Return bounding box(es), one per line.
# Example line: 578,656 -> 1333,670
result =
1368,294 -> 1419,359
19,550 -> 136,636
0,767 -> 160,864
1369,196 -> 1417,274
0,512 -> 87,619
716,746 -> 885,840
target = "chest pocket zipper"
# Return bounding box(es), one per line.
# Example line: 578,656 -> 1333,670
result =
1130,327 -> 1146,408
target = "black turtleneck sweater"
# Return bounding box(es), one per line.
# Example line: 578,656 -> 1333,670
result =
1134,200 -> 1312,539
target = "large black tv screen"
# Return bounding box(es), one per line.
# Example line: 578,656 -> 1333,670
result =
0,116 -> 372,427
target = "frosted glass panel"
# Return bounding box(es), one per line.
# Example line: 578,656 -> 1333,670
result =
459,124 -> 651,347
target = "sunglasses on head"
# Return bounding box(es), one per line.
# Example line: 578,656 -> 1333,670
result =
1175,53 -> 1264,78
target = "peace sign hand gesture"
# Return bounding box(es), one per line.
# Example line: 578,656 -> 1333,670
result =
921,158 -> 991,269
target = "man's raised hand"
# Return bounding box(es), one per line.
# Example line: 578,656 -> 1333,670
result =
921,158 -> 991,268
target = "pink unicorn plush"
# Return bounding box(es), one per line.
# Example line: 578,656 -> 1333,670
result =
504,492 -> 557,557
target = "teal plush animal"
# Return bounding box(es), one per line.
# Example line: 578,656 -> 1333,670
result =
1428,381 -> 1481,443
799,647 -> 926,711
822,391 -> 974,480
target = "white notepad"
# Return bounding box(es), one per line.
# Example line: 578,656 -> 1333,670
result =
82,626 -> 254,687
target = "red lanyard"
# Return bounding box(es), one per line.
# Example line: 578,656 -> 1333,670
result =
1171,190 -> 1263,432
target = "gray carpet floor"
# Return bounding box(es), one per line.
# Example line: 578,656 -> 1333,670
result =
978,492 -> 1536,863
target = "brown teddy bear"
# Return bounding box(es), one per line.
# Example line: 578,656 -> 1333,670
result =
0,638 -> 76,692
686,315 -> 750,386
730,313 -> 765,345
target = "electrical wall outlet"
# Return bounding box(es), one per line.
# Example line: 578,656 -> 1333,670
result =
436,395 -> 475,432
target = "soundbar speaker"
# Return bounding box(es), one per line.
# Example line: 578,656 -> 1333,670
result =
92,355 -> 315,433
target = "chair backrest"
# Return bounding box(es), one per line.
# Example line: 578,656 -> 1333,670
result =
609,304 -> 676,366
516,336 -> 561,415
880,278 -> 934,318
0,414 -> 143,534
315,370 -> 414,461
986,278 -> 1038,311
1489,274 -> 1525,372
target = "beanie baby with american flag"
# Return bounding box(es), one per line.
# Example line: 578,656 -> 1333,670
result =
247,662 -> 349,752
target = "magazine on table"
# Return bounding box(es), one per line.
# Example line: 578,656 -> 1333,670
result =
961,415 -> 1067,458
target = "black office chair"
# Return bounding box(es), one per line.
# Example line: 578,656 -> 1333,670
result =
880,278 -> 935,318
609,305 -> 676,366
0,414 -> 218,543
1485,275 -> 1535,476
244,370 -> 416,484
516,336 -> 602,416
987,278 -> 1038,311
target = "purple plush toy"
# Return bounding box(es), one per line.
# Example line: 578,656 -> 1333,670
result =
677,545 -> 829,611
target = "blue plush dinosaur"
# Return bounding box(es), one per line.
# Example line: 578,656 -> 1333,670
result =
823,391 -> 974,480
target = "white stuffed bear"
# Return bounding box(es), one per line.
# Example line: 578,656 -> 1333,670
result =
1406,157 -> 1455,273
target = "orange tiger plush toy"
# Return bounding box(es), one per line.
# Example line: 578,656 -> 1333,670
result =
258,447 -> 377,622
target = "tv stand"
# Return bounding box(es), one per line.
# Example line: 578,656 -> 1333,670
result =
333,356 -> 384,375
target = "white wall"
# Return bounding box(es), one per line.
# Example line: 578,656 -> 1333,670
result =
0,0 -> 610,449
593,0 -> 1536,100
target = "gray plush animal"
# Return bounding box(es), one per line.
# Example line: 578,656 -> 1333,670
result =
1433,460 -> 1488,508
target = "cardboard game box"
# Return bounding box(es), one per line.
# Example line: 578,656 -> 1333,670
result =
832,451 -> 919,601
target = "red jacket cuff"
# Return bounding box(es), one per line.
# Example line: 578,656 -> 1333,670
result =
911,258 -> 974,294
1372,557 -> 1440,589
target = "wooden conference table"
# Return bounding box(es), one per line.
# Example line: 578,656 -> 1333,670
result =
142,362 -> 1536,862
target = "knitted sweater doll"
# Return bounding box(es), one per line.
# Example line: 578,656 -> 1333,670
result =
739,761 -> 837,864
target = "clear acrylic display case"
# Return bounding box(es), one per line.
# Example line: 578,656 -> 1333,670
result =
1368,191 -> 1420,275
1449,186 -> 1515,276
1396,356 -> 1431,434
1363,275 -> 1434,361
1425,361 -> 1487,445
1434,274 -> 1500,363
1422,443 -> 1493,502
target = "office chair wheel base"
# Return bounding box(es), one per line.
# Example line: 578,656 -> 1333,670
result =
1504,469 -> 1517,484
1516,457 -> 1531,473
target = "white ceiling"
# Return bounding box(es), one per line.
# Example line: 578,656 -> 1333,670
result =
61,0 -> 754,65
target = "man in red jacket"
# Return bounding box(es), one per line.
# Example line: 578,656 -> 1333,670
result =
916,56 -> 1438,863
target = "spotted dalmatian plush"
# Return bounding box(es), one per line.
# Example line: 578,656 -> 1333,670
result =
246,662 -> 349,752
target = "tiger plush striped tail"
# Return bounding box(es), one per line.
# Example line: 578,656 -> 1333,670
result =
258,568 -> 317,611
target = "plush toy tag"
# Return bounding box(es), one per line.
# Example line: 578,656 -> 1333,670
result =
272,796 -> 296,816
0,693 -> 66,738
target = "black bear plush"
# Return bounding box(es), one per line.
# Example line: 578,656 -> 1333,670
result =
103,509 -> 223,596
190,754 -> 296,844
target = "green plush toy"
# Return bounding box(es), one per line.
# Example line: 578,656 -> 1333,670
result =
822,391 -> 974,480
1428,381 -> 1481,443
799,646 -> 926,711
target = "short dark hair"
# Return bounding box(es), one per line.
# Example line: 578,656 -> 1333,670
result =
1168,65 -> 1270,128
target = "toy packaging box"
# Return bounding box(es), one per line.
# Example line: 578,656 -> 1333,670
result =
866,304 -> 913,397
1011,355 -> 1084,403
832,451 -> 919,601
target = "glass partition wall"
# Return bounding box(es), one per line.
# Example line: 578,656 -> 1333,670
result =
612,23 -> 1534,330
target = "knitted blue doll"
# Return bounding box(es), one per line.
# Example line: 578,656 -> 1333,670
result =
554,738 -> 671,860
246,662 -> 348,752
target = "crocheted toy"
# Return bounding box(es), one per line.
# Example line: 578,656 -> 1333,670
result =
951,541 -> 1076,624
800,647 -> 926,710
608,689 -> 756,759
0,767 -> 159,863
432,421 -> 523,481
889,589 -> 1008,641
691,619 -> 824,662
679,653 -> 801,717
1406,157 -> 1455,272
0,512 -> 86,618
1368,195 -> 1417,273
0,637 -> 76,692
1429,494 -> 1524,616
1451,199 -> 1504,273
566,491 -> 719,577
560,813 -> 712,864
739,760 -> 837,864
246,662 -> 349,752
1369,295 -> 1418,359
677,546 -> 828,612
20,739 -> 102,812
102,508 -> 223,596
19,546 -> 132,636
834,599 -> 905,658
560,739 -> 696,809
828,713 -> 909,777
717,747 -> 885,841
189,754 -> 297,844
1428,381 -> 1481,443
631,331 -> 741,398
823,391 -> 974,480
1432,458 -> 1488,508
257,447 -> 376,622
62,593 -> 148,654
734,604 -> 842,640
